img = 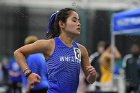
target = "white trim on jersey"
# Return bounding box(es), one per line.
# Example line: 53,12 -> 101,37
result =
122,54 -> 140,68
122,54 -> 132,68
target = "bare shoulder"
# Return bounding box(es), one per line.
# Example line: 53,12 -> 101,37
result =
77,43 -> 88,56
29,38 -> 55,53
34,39 -> 54,47
34,39 -> 53,44
34,38 -> 55,57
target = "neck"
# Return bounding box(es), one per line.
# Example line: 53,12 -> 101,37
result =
59,33 -> 74,47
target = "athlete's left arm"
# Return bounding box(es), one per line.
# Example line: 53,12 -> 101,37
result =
78,44 -> 96,84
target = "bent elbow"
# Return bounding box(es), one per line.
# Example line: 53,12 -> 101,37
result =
115,55 -> 121,60
14,50 -> 17,56
14,49 -> 20,58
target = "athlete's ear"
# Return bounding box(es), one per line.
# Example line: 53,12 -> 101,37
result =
59,20 -> 65,29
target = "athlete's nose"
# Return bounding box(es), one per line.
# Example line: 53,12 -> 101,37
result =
77,21 -> 81,26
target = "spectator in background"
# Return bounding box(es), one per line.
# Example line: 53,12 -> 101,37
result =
22,36 -> 48,93
8,58 -> 22,93
88,41 -> 106,92
123,43 -> 140,93
1,57 -> 9,85
99,45 -> 121,91
90,41 -> 106,82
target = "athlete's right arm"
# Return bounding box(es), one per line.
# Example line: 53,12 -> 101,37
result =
14,39 -> 52,86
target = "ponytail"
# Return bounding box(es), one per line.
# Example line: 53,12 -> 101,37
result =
46,11 -> 59,38
46,8 -> 76,39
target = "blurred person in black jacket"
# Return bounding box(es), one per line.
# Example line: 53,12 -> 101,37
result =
123,43 -> 140,93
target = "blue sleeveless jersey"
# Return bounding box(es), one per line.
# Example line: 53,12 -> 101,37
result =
46,37 -> 81,93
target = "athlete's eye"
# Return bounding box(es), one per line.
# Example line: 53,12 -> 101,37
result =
72,20 -> 76,22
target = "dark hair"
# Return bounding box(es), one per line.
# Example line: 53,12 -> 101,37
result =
104,42 -> 110,50
46,8 -> 76,38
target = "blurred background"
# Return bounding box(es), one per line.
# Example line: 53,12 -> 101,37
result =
0,0 -> 140,93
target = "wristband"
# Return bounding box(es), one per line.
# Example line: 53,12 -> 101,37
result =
25,70 -> 32,78
23,68 -> 30,73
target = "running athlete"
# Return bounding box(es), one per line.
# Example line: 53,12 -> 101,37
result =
14,8 -> 96,93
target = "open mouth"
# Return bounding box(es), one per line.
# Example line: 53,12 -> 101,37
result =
77,28 -> 80,31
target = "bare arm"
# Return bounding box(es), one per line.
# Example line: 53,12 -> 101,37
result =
78,44 -> 96,84
114,47 -> 121,60
14,40 -> 49,72
102,47 -> 121,60
14,39 -> 53,86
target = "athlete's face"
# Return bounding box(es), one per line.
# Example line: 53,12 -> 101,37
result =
64,11 -> 81,36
